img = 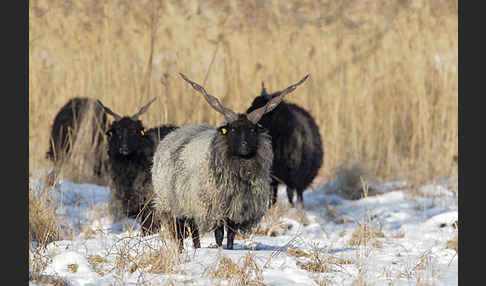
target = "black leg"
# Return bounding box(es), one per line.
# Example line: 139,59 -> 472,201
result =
93,161 -> 101,177
175,218 -> 187,251
226,219 -> 236,250
271,180 -> 279,206
168,217 -> 184,251
296,189 -> 304,209
287,188 -> 295,206
189,219 -> 201,248
214,224 -> 224,248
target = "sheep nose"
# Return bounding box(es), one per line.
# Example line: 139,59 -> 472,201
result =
119,146 -> 129,155
239,141 -> 251,156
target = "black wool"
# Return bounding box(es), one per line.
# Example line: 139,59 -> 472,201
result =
98,98 -> 178,235
46,97 -> 108,180
246,86 -> 324,207
106,118 -> 178,235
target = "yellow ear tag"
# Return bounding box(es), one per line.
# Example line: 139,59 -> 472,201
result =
141,129 -> 145,136
221,128 -> 227,135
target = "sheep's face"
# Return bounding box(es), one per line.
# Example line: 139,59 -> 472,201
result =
106,117 -> 146,157
218,115 -> 265,159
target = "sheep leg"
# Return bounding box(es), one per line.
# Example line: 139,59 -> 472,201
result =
214,225 -> 224,248
93,160 -> 102,177
287,188 -> 295,206
296,189 -> 304,209
175,218 -> 187,251
270,180 -> 279,206
188,219 -> 201,249
225,219 -> 236,250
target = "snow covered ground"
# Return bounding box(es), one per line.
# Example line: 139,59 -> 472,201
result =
29,176 -> 458,286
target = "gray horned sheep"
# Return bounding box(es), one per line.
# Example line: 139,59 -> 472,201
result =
152,73 -> 309,249
246,81 -> 323,208
97,98 -> 178,235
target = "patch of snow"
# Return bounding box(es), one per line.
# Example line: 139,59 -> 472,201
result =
29,178 -> 458,286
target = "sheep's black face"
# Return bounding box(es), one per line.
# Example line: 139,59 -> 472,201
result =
218,115 -> 264,159
106,117 -> 146,157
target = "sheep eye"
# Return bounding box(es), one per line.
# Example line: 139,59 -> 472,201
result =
140,129 -> 145,136
221,128 -> 228,135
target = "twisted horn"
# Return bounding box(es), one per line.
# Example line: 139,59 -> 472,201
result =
132,97 -> 157,119
97,100 -> 122,121
179,73 -> 238,123
247,74 -> 310,124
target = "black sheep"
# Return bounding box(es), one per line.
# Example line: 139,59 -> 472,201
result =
97,98 -> 178,234
46,97 -> 108,183
246,82 -> 323,208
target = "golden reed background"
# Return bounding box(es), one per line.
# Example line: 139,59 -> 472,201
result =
29,0 -> 458,184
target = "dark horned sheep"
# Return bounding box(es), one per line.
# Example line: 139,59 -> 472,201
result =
97,98 -> 178,234
246,81 -> 323,208
46,97 -> 108,184
152,73 -> 309,250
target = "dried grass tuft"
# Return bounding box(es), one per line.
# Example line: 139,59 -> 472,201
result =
207,252 -> 267,286
29,188 -> 62,245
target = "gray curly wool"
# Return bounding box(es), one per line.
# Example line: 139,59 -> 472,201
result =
152,73 -> 309,249
151,125 -> 273,235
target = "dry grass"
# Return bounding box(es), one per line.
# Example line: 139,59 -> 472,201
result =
29,183 -> 67,283
29,246 -> 54,283
29,0 -> 458,184
88,255 -> 109,277
29,187 -> 62,245
348,224 -> 385,248
29,273 -> 70,286
391,249 -> 441,285
133,244 -> 182,274
109,230 -> 184,279
47,101 -> 110,185
446,233 -> 458,253
351,273 -> 370,286
253,203 -> 294,237
206,251 -> 267,286
346,178 -> 385,249
67,263 -> 79,273
296,244 -> 354,273
327,161 -> 384,200
287,248 -> 311,258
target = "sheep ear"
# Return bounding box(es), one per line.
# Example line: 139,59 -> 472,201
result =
132,97 -> 157,120
97,100 -> 122,121
179,73 -> 238,123
247,74 -> 310,124
256,123 -> 266,133
261,82 -> 270,99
